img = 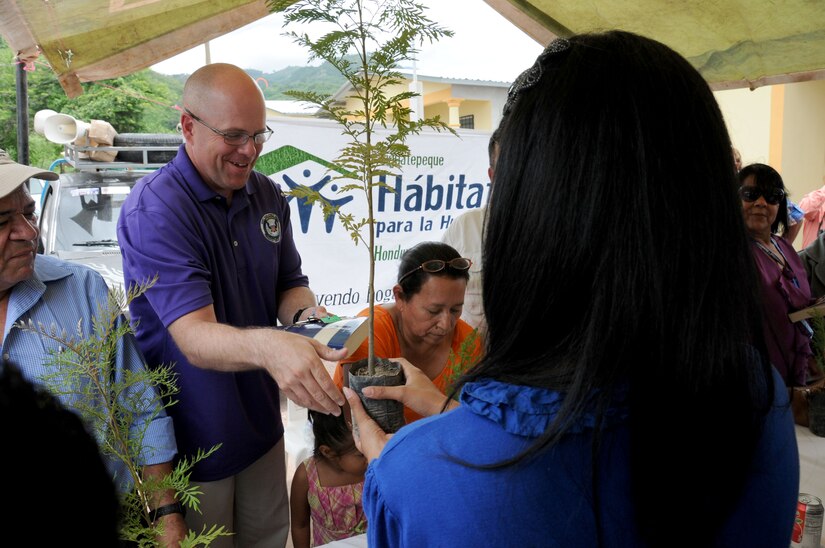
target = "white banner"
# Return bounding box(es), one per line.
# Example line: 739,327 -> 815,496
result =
257,117 -> 491,317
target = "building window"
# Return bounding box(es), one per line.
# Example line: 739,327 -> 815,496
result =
459,114 -> 474,129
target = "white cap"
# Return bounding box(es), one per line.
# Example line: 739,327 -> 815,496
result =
0,148 -> 58,199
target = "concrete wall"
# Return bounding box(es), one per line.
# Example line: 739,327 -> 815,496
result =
782,80 -> 825,197
715,86 -> 772,166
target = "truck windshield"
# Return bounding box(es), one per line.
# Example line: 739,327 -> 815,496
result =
54,185 -> 132,251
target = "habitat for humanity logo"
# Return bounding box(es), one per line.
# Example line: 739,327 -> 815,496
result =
256,145 -> 353,234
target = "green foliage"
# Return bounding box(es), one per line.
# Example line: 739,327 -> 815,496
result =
260,61 -> 347,100
1,36 -> 182,168
16,277 -> 229,547
2,34 -> 346,169
273,0 -> 455,373
443,329 -> 483,399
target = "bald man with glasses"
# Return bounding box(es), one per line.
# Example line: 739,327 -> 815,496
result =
118,63 -> 347,547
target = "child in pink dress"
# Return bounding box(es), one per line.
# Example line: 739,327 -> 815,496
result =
290,408 -> 368,548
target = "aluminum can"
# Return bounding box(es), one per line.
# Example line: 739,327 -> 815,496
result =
792,493 -> 823,548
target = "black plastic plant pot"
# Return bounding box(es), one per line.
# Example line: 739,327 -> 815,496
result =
809,389 -> 825,437
348,357 -> 406,434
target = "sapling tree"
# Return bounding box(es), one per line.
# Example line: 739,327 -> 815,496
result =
17,278 -> 228,547
268,0 -> 455,374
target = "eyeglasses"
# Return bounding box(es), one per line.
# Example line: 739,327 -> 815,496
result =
738,186 -> 785,205
398,258 -> 473,284
184,108 -> 273,146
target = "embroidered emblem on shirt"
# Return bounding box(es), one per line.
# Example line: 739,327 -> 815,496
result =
260,213 -> 282,243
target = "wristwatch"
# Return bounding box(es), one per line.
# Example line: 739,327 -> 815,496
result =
293,307 -> 309,324
149,502 -> 186,522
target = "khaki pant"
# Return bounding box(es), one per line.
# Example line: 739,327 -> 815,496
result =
186,438 -> 290,548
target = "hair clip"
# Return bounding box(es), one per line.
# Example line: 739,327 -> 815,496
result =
503,38 -> 571,116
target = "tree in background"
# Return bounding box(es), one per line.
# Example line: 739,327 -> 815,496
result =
2,33 -> 357,169
1,37 -> 182,168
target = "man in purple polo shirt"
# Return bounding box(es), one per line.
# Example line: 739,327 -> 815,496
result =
117,63 -> 347,547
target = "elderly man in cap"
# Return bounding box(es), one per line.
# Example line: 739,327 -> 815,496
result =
0,149 -> 185,545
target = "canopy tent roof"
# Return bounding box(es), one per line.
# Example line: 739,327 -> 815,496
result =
484,0 -> 825,90
3,0 -> 825,97
0,0 -> 296,97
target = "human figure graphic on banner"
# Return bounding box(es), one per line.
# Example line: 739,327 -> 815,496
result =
281,169 -> 354,234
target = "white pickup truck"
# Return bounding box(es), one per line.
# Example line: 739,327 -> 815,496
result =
37,134 -> 182,295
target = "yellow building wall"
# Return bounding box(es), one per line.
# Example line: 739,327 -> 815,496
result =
335,79 -> 501,131
781,80 -> 825,197
454,100 -> 493,130
426,103 -> 450,124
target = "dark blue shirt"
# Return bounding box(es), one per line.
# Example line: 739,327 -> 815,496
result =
118,145 -> 308,481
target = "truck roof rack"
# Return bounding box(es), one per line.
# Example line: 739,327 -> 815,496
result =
62,135 -> 182,171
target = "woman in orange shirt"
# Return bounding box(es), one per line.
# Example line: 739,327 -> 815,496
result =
334,241 -> 482,424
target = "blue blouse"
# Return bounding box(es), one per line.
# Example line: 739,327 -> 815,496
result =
363,373 -> 798,547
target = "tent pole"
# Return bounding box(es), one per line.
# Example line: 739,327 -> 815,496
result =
15,58 -> 30,165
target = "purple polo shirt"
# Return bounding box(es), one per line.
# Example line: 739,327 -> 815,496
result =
117,145 -> 309,481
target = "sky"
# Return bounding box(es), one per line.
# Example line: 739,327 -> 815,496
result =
150,0 -> 544,83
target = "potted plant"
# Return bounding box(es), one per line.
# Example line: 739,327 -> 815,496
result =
268,0 -> 454,432
19,279 -> 228,545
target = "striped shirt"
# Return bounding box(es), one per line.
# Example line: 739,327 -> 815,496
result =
2,254 -> 177,492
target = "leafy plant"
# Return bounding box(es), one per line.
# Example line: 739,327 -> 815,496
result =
443,328 -> 483,400
16,277 -> 229,547
269,0 -> 455,374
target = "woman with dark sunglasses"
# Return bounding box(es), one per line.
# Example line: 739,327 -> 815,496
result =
740,162 -> 817,388
333,241 -> 481,424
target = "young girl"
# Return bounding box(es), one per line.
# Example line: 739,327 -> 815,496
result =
290,408 -> 368,548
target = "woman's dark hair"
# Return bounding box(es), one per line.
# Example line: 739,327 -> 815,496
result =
309,408 -> 354,456
396,241 -> 469,297
463,30 -> 773,546
738,162 -> 790,235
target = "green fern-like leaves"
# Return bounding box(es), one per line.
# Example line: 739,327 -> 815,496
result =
272,0 -> 455,374
16,276 -> 229,546
444,328 -> 483,400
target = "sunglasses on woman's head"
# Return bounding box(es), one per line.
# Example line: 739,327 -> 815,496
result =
398,258 -> 473,284
738,186 -> 785,205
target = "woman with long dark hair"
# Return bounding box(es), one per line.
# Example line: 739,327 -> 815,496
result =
346,30 -> 799,547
